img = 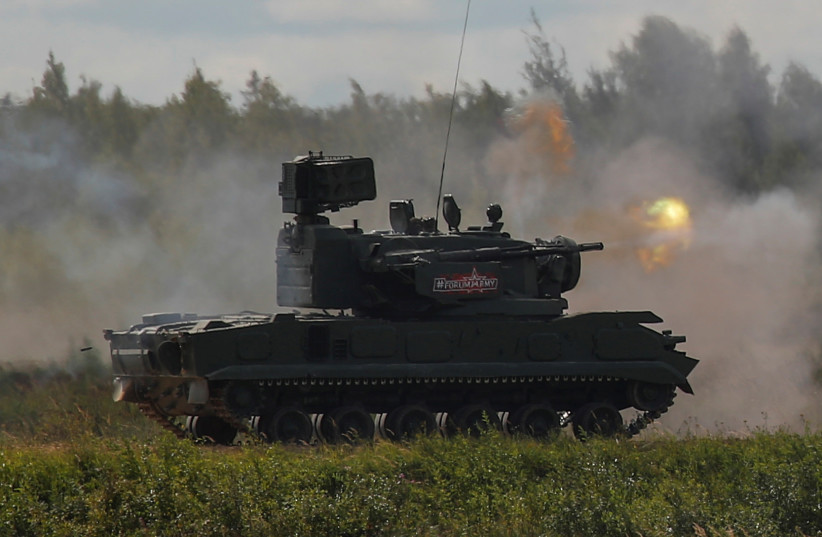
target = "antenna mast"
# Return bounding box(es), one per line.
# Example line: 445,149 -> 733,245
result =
435,0 -> 471,232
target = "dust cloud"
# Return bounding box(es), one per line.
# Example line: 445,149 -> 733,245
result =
0,115 -> 285,362
486,117 -> 822,432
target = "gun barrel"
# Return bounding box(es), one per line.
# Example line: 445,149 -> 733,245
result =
371,240 -> 604,271
576,242 -> 605,252
437,241 -> 604,263
437,245 -> 529,262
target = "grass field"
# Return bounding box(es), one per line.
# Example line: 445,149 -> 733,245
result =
0,358 -> 820,537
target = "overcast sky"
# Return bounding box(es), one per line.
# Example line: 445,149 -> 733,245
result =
2,0 -> 820,108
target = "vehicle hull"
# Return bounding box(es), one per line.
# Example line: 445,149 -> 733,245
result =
107,310 -> 696,423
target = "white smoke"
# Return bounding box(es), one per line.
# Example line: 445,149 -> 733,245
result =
489,132 -> 822,432
0,114 -> 285,361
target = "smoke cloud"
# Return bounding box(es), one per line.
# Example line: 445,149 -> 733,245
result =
3,92 -> 820,433
0,114 -> 284,362
487,121 -> 822,432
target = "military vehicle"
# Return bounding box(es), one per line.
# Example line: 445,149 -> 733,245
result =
105,152 -> 697,444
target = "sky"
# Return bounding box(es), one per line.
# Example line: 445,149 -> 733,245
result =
2,0 -> 821,108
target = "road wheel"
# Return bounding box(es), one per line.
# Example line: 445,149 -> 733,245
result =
448,404 -> 501,437
509,403 -> 561,439
626,381 -> 675,412
320,406 -> 375,444
186,415 -> 237,445
572,402 -> 624,440
255,407 -> 313,444
384,405 -> 438,440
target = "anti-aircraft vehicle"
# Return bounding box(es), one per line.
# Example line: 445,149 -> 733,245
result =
105,152 -> 698,444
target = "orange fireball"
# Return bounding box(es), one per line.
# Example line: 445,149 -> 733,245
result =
508,100 -> 574,175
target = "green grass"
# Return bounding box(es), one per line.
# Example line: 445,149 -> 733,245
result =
1,430 -> 821,536
0,359 -> 820,536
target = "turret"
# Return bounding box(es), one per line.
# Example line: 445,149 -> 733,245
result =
275,153 -> 602,319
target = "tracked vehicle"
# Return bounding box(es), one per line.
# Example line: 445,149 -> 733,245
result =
105,152 -> 697,444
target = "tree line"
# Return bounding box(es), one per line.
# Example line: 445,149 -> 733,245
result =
3,15 -> 822,198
